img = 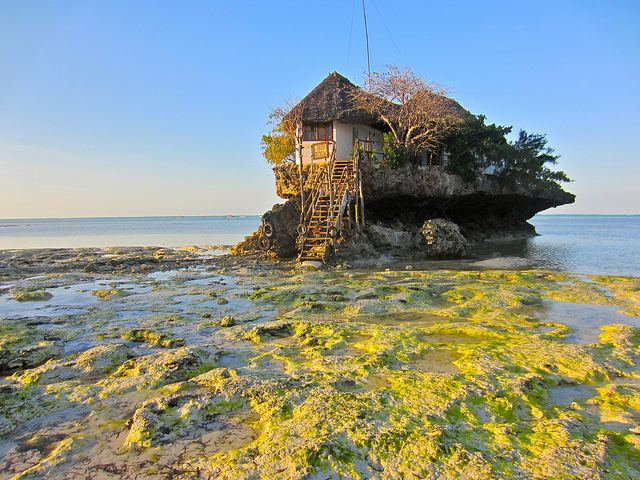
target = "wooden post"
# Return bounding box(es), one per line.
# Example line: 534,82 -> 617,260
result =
297,125 -> 305,224
359,176 -> 365,229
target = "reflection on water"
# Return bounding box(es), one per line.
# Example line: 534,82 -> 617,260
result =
537,299 -> 640,344
470,215 -> 640,276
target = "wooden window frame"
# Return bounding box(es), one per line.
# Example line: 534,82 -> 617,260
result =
303,122 -> 333,142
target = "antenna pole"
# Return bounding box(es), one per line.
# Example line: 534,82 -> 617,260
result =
361,0 -> 371,86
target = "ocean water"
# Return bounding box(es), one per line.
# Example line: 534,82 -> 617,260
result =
0,214 -> 638,276
474,215 -> 640,276
0,216 -> 261,250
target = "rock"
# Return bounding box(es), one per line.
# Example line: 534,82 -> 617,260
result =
243,320 -> 295,343
362,163 -> 574,241
421,218 -> 468,257
232,198 -> 301,258
300,260 -> 323,270
0,341 -> 63,372
124,391 -> 246,449
366,224 -> 414,250
220,315 -> 236,327
74,343 -> 134,375
263,162 -> 575,256
11,344 -> 133,385
12,290 -> 53,302
104,346 -> 219,394
121,329 -> 185,348
472,257 -> 533,269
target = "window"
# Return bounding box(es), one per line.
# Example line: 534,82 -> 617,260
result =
303,122 -> 333,141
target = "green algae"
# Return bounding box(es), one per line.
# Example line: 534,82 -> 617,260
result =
11,289 -> 53,302
220,315 -> 236,327
2,266 -> 640,478
591,275 -> 640,316
91,288 -> 127,299
121,328 -> 185,347
12,436 -> 76,479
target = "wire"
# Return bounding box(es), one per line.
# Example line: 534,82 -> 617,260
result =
362,0 -> 372,84
346,0 -> 356,76
370,0 -> 409,67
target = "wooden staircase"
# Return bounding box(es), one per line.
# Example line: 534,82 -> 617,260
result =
297,145 -> 361,263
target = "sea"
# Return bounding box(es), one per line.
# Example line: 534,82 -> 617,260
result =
0,215 -> 638,277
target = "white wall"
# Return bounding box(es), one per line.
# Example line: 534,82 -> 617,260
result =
297,121 -> 384,164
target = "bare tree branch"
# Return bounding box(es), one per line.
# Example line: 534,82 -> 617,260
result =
351,65 -> 467,156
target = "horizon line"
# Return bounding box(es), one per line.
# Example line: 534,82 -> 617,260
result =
1,213 -> 639,222
0,214 -> 263,222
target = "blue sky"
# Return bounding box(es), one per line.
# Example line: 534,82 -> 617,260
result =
1,0 -> 638,218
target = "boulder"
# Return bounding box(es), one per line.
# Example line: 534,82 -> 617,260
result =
0,341 -> 63,373
421,218 -> 467,257
366,224 -> 414,250
232,198 -> 300,258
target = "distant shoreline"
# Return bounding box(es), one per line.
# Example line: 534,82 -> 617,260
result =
1,213 -> 638,222
0,214 -> 263,222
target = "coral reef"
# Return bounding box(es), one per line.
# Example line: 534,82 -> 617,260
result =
0,248 -> 638,478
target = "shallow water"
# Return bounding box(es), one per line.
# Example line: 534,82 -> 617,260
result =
1,214 -> 639,276
0,216 -> 261,249
539,299 -> 640,344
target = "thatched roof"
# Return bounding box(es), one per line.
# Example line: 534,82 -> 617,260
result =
288,71 -> 468,127
288,72 -> 382,126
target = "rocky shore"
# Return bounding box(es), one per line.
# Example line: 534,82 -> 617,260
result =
236,163 -> 575,262
1,247 -> 638,478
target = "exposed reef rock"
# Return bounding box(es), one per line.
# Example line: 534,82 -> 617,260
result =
232,198 -> 300,257
366,224 -> 416,251
237,163 -> 574,260
421,218 -> 468,258
362,163 -> 574,242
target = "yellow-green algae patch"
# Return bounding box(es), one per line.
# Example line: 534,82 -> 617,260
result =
91,288 -> 128,299
591,275 -> 640,316
2,267 -> 639,478
11,289 -> 53,302
121,328 -> 185,348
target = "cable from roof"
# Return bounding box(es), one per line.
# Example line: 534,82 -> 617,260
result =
346,0 -> 356,77
370,0 -> 409,68
362,0 -> 372,85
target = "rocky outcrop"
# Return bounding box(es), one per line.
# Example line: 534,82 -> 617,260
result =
232,198 -> 300,258
237,161 -> 574,260
0,341 -> 63,373
421,219 -> 468,257
366,224 -> 415,251
361,163 -> 574,242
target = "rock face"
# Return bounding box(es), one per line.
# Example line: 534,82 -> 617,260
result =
421,218 -> 468,257
236,162 -> 574,259
232,198 -> 300,257
361,163 -> 574,242
366,224 -> 415,251
0,341 -> 63,373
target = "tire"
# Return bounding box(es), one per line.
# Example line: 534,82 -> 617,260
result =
297,224 -> 307,235
259,236 -> 271,251
262,221 -> 274,238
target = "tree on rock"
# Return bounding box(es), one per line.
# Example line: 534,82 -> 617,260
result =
351,66 -> 467,162
260,99 -> 303,165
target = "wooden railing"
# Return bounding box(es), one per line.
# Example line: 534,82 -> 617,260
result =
294,140 -> 367,263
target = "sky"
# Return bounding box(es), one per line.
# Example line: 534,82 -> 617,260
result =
0,0 -> 639,218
